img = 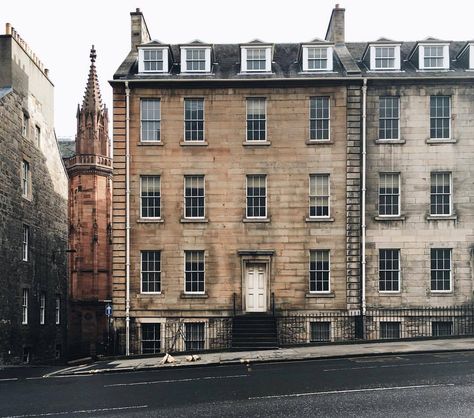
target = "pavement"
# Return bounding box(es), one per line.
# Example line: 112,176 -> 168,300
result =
50,337 -> 474,376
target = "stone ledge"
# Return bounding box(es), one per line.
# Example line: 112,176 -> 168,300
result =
306,217 -> 335,223
180,218 -> 209,224
374,215 -> 406,222
426,138 -> 457,145
374,139 -> 406,145
138,141 -> 164,146
426,215 -> 457,221
242,141 -> 272,147
179,140 -> 209,147
242,218 -> 271,223
180,292 -> 209,299
137,218 -> 164,223
305,292 -> 335,298
305,139 -> 334,145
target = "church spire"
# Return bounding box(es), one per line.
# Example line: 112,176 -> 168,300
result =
82,45 -> 103,113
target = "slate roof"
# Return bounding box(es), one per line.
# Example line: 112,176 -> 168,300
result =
58,139 -> 76,159
113,40 -> 474,81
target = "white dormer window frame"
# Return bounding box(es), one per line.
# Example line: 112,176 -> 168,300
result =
302,45 -> 333,72
370,45 -> 401,71
419,43 -> 450,70
138,47 -> 169,73
469,43 -> 474,69
241,46 -> 272,73
180,46 -> 212,73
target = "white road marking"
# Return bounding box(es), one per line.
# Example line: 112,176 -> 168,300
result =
104,373 -> 248,387
0,378 -> 18,382
249,383 -> 455,400
323,360 -> 469,372
1,405 -> 148,418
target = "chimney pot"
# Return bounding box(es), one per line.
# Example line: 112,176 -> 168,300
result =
5,23 -> 11,35
136,8 -> 140,13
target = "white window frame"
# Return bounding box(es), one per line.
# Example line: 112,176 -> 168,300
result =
309,174 -> 330,219
184,175 -> 205,219
140,250 -> 162,294
246,97 -> 267,142
378,248 -> 401,293
241,46 -> 272,73
138,47 -> 168,73
22,289 -> 29,325
180,46 -> 212,73
140,99 -> 161,142
309,249 -> 331,294
246,174 -> 267,219
22,160 -> 30,199
302,45 -> 333,72
40,293 -> 46,325
184,250 -> 206,295
419,44 -> 450,70
378,96 -> 400,140
141,322 -> 162,354
309,97 -> 331,141
430,171 -> 452,217
140,175 -> 161,220
429,96 -> 451,140
370,45 -> 401,71
378,172 -> 401,217
55,296 -> 60,325
183,98 -> 205,142
22,224 -> 29,262
430,248 -> 452,293
469,44 -> 474,69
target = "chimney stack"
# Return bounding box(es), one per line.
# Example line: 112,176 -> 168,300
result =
130,8 -> 151,50
325,4 -> 345,44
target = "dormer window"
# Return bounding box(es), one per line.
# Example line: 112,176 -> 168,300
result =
138,47 -> 169,73
180,46 -> 212,73
369,45 -> 401,70
419,44 -> 449,70
470,44 -> 474,69
302,46 -> 333,71
241,46 -> 272,72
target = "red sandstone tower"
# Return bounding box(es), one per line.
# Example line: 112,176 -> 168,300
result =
65,47 -> 112,357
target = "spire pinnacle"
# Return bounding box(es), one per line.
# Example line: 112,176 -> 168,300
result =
81,45 -> 103,112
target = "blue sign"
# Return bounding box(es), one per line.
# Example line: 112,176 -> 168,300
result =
105,304 -> 112,317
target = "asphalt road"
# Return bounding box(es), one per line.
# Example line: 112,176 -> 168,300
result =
1,351 -> 474,417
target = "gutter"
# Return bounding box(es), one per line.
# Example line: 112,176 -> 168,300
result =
361,78 -> 367,317
125,81 -> 131,356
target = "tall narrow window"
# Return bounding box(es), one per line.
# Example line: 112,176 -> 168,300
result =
185,322 -> 205,351
246,98 -> 266,141
431,249 -> 451,292
430,96 -> 450,139
40,293 -> 46,325
310,97 -> 330,140
22,113 -> 29,137
141,323 -> 161,354
246,48 -> 267,71
184,176 -> 205,219
141,251 -> 161,293
35,125 -> 41,146
309,174 -> 330,218
55,297 -> 60,325
140,176 -> 161,219
379,97 -> 400,140
186,48 -> 206,71
379,173 -> 400,216
430,172 -> 451,216
185,251 -> 205,294
379,249 -> 400,292
246,175 -> 267,218
22,160 -> 30,199
184,99 -> 204,141
140,99 -> 161,142
22,225 -> 29,262
22,289 -> 29,325
309,250 -> 330,293
144,49 -> 163,72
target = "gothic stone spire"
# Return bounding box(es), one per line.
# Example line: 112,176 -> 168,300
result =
82,45 -> 103,113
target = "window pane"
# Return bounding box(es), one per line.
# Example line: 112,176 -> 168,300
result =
379,97 -> 399,139
143,49 -> 163,72
185,176 -> 205,218
246,98 -> 266,141
379,249 -> 400,291
246,48 -> 267,71
184,99 -> 204,141
141,251 -> 161,293
246,175 -> 267,218
186,48 -> 206,71
185,322 -> 205,351
309,250 -> 330,292
141,100 -> 161,141
430,248 -> 451,291
379,173 -> 400,216
141,176 -> 161,218
142,323 -> 161,354
430,96 -> 450,139
309,174 -> 330,217
380,322 -> 401,339
375,47 -> 396,69
307,47 -> 328,70
185,251 -> 205,293
432,321 -> 452,337
310,322 -> 330,342
310,97 -> 330,140
430,172 -> 451,215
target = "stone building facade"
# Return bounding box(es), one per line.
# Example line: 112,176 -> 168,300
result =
0,25 -> 68,364
64,48 -> 113,358
110,6 -> 474,353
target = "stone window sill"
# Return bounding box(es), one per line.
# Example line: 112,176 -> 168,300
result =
305,139 -> 333,145
429,291 -> 453,296
379,291 -> 402,296
306,292 -> 335,298
138,141 -> 164,146
374,215 -> 406,222
426,138 -> 457,144
180,218 -> 209,223
137,218 -> 164,223
242,141 -> 271,147
180,292 -> 209,299
426,215 -> 457,221
179,141 -> 209,147
243,218 -> 271,223
306,217 -> 335,223
137,293 -> 165,299
375,139 -> 406,145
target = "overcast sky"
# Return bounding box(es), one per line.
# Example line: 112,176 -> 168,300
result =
3,0 -> 474,138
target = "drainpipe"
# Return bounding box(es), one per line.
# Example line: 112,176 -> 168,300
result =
361,78 -> 367,317
125,81 -> 131,356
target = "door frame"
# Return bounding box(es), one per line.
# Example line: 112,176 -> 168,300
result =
238,250 -> 274,314
244,262 -> 268,312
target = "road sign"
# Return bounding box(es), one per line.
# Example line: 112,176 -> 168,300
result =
105,304 -> 112,317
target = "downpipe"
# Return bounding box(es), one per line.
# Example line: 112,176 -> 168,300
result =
361,78 -> 367,318
125,81 -> 131,356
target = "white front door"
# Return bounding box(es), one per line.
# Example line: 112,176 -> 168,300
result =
246,263 -> 267,312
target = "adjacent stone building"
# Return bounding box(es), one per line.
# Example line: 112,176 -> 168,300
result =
64,48 -> 113,358
0,25 -> 68,363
